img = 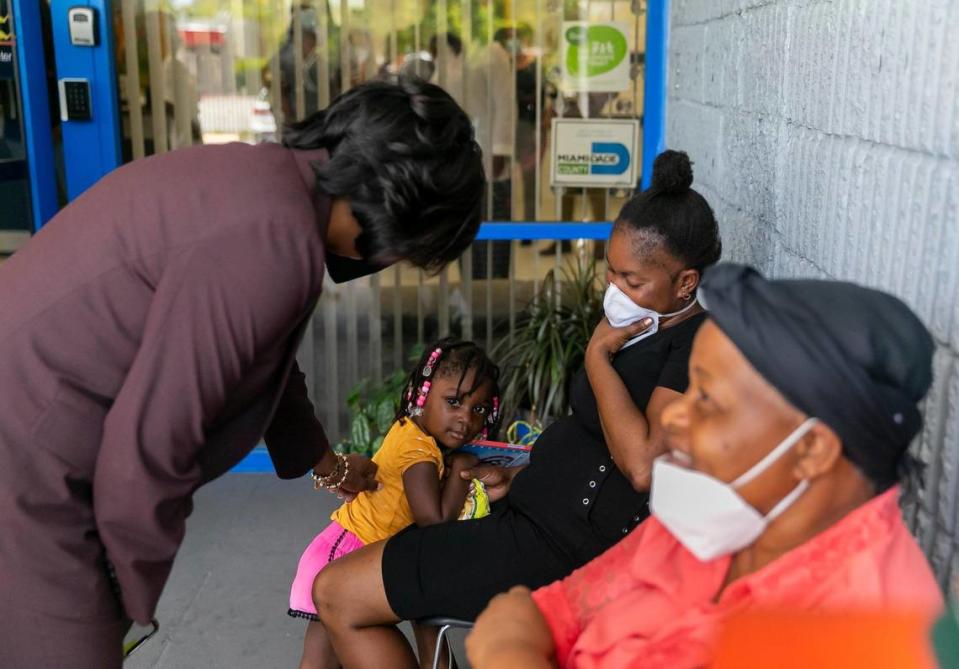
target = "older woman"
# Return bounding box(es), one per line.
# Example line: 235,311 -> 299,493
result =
466,264 -> 943,669
313,151 -> 723,666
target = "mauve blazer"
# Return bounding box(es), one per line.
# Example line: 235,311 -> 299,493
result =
0,142 -> 332,623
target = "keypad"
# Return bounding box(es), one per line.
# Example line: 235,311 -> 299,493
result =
64,81 -> 91,120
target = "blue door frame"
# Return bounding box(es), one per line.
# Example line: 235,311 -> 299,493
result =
13,0 -> 121,229
12,0 -> 58,229
642,0 -> 669,191
49,0 -> 122,201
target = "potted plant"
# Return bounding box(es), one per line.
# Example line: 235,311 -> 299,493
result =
494,255 -> 604,429
337,344 -> 425,457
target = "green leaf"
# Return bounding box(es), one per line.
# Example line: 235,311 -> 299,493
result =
350,414 -> 371,449
375,399 -> 395,434
493,255 -> 603,428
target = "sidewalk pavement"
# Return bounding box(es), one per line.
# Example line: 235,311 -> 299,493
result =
125,473 -> 470,668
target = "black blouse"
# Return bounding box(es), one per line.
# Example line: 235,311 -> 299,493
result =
508,312 -> 707,565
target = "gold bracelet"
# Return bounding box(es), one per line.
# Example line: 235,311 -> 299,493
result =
330,455 -> 350,490
311,454 -> 343,490
311,453 -> 349,491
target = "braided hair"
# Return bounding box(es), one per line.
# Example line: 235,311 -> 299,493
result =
397,338 -> 502,440
283,77 -> 485,274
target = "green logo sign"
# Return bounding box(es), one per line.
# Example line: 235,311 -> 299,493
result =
565,25 -> 628,78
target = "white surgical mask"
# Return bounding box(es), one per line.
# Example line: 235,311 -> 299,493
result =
602,282 -> 698,349
649,417 -> 819,562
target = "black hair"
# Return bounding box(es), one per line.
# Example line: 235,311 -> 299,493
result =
397,338 -> 502,437
429,32 -> 463,57
283,77 -> 485,273
616,150 -> 722,274
494,24 -> 532,46
493,27 -> 513,43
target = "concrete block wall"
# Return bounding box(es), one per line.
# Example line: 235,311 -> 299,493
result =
666,0 -> 959,586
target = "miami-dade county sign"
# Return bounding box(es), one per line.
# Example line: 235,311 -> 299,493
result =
561,22 -> 631,93
551,118 -> 640,188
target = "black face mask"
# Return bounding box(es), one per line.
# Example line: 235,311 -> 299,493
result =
325,252 -> 389,283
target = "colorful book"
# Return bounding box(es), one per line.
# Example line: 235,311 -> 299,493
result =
460,440 -> 532,467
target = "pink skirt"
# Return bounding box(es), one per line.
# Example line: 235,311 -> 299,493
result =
288,520 -> 365,620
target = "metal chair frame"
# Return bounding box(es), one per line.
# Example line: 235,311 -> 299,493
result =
417,617 -> 474,669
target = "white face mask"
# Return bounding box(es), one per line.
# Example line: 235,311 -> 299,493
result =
649,417 -> 819,562
602,282 -> 698,349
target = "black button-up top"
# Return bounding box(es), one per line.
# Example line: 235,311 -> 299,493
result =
509,313 -> 706,565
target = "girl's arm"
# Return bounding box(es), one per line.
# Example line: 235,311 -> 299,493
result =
403,452 -> 478,526
585,318 -> 680,491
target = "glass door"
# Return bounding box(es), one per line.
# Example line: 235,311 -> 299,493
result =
109,0 -> 647,221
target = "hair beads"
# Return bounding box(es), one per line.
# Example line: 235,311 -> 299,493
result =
482,397 -> 501,440
397,338 -> 502,440
408,347 -> 443,416
422,348 -> 442,378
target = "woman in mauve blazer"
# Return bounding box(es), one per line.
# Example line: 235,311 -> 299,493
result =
0,77 -> 484,669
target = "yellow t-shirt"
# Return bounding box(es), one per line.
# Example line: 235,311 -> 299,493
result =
331,419 -> 444,544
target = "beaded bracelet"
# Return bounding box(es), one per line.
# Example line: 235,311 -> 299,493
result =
311,453 -> 350,491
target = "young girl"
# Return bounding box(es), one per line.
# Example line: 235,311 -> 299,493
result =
288,338 -> 500,669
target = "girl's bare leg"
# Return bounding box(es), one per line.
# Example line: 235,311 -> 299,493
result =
299,620 -> 340,669
314,541 -> 418,669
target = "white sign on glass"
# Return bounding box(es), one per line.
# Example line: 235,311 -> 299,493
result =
551,118 -> 640,188
561,22 -> 631,93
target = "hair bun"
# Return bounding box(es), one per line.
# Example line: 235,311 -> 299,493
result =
651,150 -> 694,195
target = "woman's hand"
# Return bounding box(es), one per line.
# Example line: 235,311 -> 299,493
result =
466,586 -> 556,669
448,451 -> 480,475
315,451 -> 380,502
336,454 -> 380,500
459,464 -> 525,502
586,316 -> 653,362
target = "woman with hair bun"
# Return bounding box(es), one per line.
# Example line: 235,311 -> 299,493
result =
313,150 -> 724,667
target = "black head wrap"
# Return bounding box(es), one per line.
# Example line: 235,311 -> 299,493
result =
700,264 -> 935,490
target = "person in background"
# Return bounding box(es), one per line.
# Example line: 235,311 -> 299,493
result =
429,32 -> 465,109
466,263 -> 943,669
264,2 -> 341,124
466,27 -> 513,215
512,23 -> 543,223
347,28 -> 378,87
464,27 -> 516,278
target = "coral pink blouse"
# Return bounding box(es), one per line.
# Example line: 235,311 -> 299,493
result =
531,487 -> 942,669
